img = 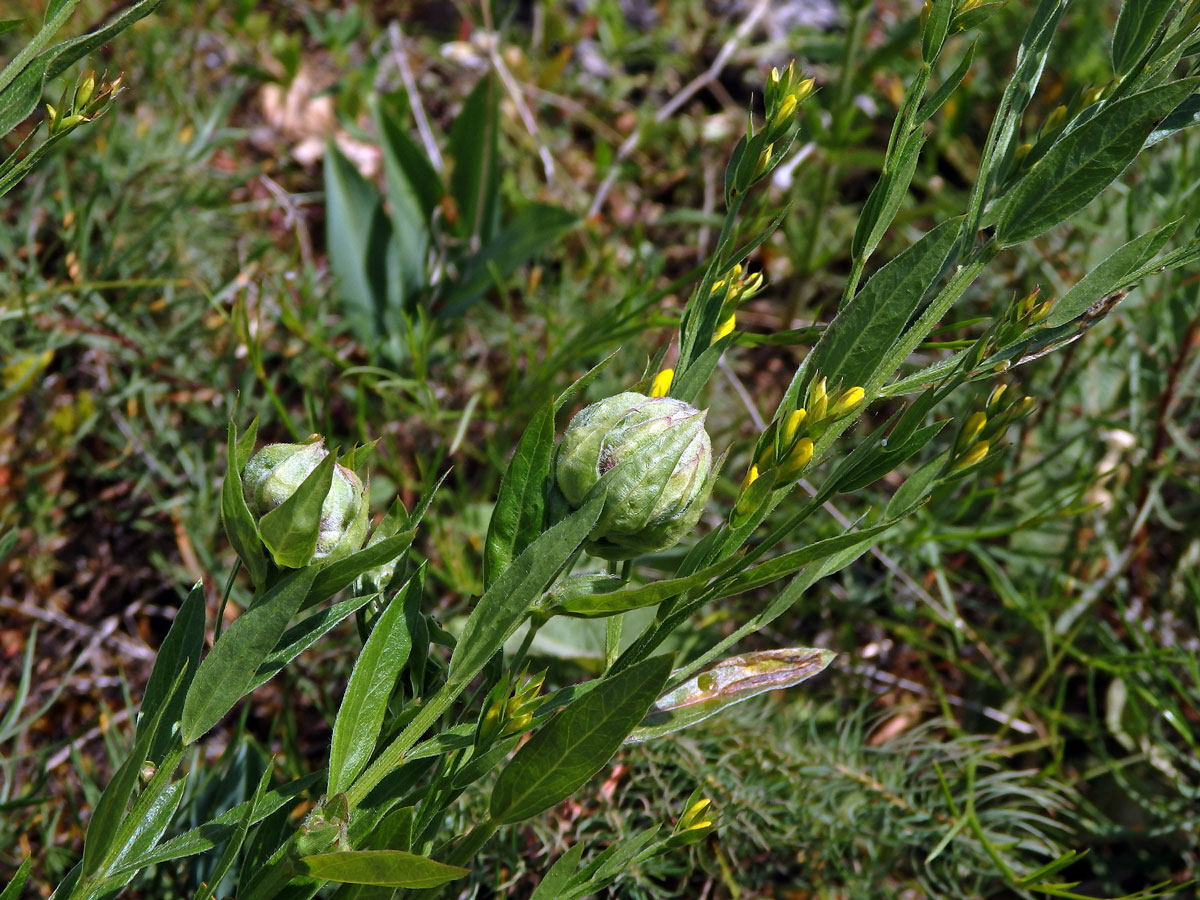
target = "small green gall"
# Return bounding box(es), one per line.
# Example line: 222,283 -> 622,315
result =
242,438 -> 368,563
556,392 -> 714,560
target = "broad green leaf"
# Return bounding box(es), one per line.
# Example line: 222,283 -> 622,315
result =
921,0 -> 954,63
329,573 -> 420,793
139,580 -> 206,763
182,567 -> 318,743
627,648 -> 836,744
441,204 -> 579,316
324,142 -> 392,346
257,450 -> 336,568
0,859 -> 30,900
306,528 -> 417,608
301,851 -> 467,888
805,218 -> 960,395
851,129 -> 925,265
222,420 -> 269,588
490,653 -> 674,824
447,493 -> 604,686
483,402 -> 554,589
1046,221 -> 1179,327
372,94 -> 430,297
995,79 -> 1200,245
529,845 -> 585,900
1112,0 -> 1177,77
448,73 -> 500,244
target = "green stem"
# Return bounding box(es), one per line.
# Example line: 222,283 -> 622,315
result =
509,619 -> 540,676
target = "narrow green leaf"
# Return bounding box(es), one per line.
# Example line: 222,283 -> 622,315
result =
921,0 -> 955,63
834,420 -> 947,494
107,746 -> 186,872
448,73 -> 500,244
484,403 -> 554,589
1145,92 -> 1200,148
490,653 -> 674,824
1046,221 -> 1179,327
0,623 -> 35,741
257,450 -> 336,568
139,581 -> 206,762
182,567 -> 318,743
555,556 -> 739,619
807,218 -> 960,394
1112,0 -> 1177,77
442,204 -> 579,316
324,142 -> 392,345
194,765 -> 274,900
627,648 -> 836,744
0,54 -> 51,136
47,0 -> 161,81
887,451 -> 949,518
301,851 -> 467,888
995,79 -> 1200,245
222,420 -> 268,588
529,845 -> 586,900
329,573 -> 420,793
0,0 -> 76,99
254,592 -> 379,690
919,42 -> 976,124
0,20 -> 23,38
0,858 -> 30,900
306,528 -> 417,608
372,94 -> 431,297
851,129 -> 925,265
448,493 -> 605,685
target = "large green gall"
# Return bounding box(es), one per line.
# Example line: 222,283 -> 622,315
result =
242,439 -> 368,563
555,392 -> 714,560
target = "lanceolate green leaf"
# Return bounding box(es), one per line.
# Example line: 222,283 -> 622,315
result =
301,851 -> 467,888
554,555 -> 740,619
1045,221 -> 1179,327
490,653 -> 674,824
139,581 -> 206,763
804,218 -> 960,396
222,420 -> 268,588
627,648 -> 836,744
448,73 -> 500,244
484,402 -> 554,589
306,528 -> 417,608
328,572 -> 421,794
182,567 -> 318,743
850,129 -> 925,265
255,592 -> 379,689
372,94 -> 431,297
448,493 -> 605,685
995,79 -> 1200,246
528,845 -> 585,900
0,858 -> 30,900
1111,0 -> 1177,77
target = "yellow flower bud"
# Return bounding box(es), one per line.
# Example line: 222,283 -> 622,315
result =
950,441 -> 989,473
1044,104 -> 1067,133
986,384 -> 1008,416
754,142 -> 775,178
808,377 -> 828,423
781,408 -> 807,445
713,313 -> 736,342
956,411 -> 987,453
829,386 -> 865,418
741,464 -> 760,492
649,368 -> 674,398
780,437 -> 814,479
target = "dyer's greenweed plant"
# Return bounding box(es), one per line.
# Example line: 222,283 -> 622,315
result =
12,0 -> 1200,897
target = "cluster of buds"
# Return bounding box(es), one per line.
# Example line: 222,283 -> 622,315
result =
555,390 -> 715,559
667,794 -> 719,848
734,376 -> 865,517
476,670 -> 546,747
764,61 -> 815,144
727,60 -> 815,200
46,71 -> 124,137
996,287 -> 1054,351
241,438 -> 369,565
947,384 -> 1035,474
710,264 -> 765,344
